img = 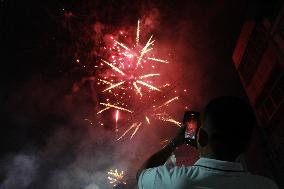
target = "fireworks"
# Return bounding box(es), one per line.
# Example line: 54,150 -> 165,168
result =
107,169 -> 127,187
95,19 -> 183,139
115,110 -> 119,132
99,20 -> 167,98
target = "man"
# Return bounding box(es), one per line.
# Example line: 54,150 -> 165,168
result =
137,96 -> 278,189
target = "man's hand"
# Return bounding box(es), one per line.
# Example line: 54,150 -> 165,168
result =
172,125 -> 186,147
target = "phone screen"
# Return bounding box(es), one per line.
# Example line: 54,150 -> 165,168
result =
185,118 -> 198,140
183,111 -> 200,146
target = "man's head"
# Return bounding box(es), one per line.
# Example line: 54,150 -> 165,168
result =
197,96 -> 257,161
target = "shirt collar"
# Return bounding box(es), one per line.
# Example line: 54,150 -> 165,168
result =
194,157 -> 244,172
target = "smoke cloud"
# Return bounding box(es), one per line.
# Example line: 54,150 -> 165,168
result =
1,154 -> 39,189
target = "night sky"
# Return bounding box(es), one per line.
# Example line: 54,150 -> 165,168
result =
0,0 -> 268,189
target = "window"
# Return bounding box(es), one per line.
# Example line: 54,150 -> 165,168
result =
238,27 -> 268,86
256,66 -> 284,125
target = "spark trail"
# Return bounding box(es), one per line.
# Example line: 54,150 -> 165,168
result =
99,103 -> 133,113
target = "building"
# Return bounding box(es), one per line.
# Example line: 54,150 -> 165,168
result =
232,2 -> 284,188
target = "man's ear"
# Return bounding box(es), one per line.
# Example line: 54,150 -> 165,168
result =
198,128 -> 209,147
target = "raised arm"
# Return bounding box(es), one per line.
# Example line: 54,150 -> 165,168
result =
136,126 -> 186,181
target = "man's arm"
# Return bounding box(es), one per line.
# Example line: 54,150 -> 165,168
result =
136,126 -> 186,181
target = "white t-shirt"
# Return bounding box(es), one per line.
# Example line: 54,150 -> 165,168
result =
138,157 -> 278,189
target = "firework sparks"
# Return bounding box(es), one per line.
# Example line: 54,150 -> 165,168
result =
115,110 -> 119,132
133,82 -> 142,97
116,96 -> 181,140
154,96 -> 179,110
115,110 -> 119,122
161,118 -> 182,127
102,81 -> 125,92
156,113 -> 182,127
136,80 -> 160,91
114,39 -> 131,51
101,59 -> 125,76
117,122 -> 142,140
107,169 -> 127,186
99,103 -> 133,113
145,116 -> 150,124
98,19 -> 168,98
148,57 -> 169,63
137,35 -> 154,65
136,20 -> 140,46
95,19 -> 184,140
84,118 -> 94,125
139,73 -> 160,79
99,79 -> 112,85
97,106 -> 111,114
130,122 -> 142,139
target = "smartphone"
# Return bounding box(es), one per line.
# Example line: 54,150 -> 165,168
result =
183,111 -> 200,147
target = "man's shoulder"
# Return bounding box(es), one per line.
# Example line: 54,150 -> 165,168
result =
139,165 -> 278,189
154,165 -> 196,178
166,166 -> 279,188
240,173 -> 278,188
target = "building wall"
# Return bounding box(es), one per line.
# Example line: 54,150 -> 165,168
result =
232,4 -> 284,188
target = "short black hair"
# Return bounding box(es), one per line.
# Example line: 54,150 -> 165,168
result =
204,96 -> 256,160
